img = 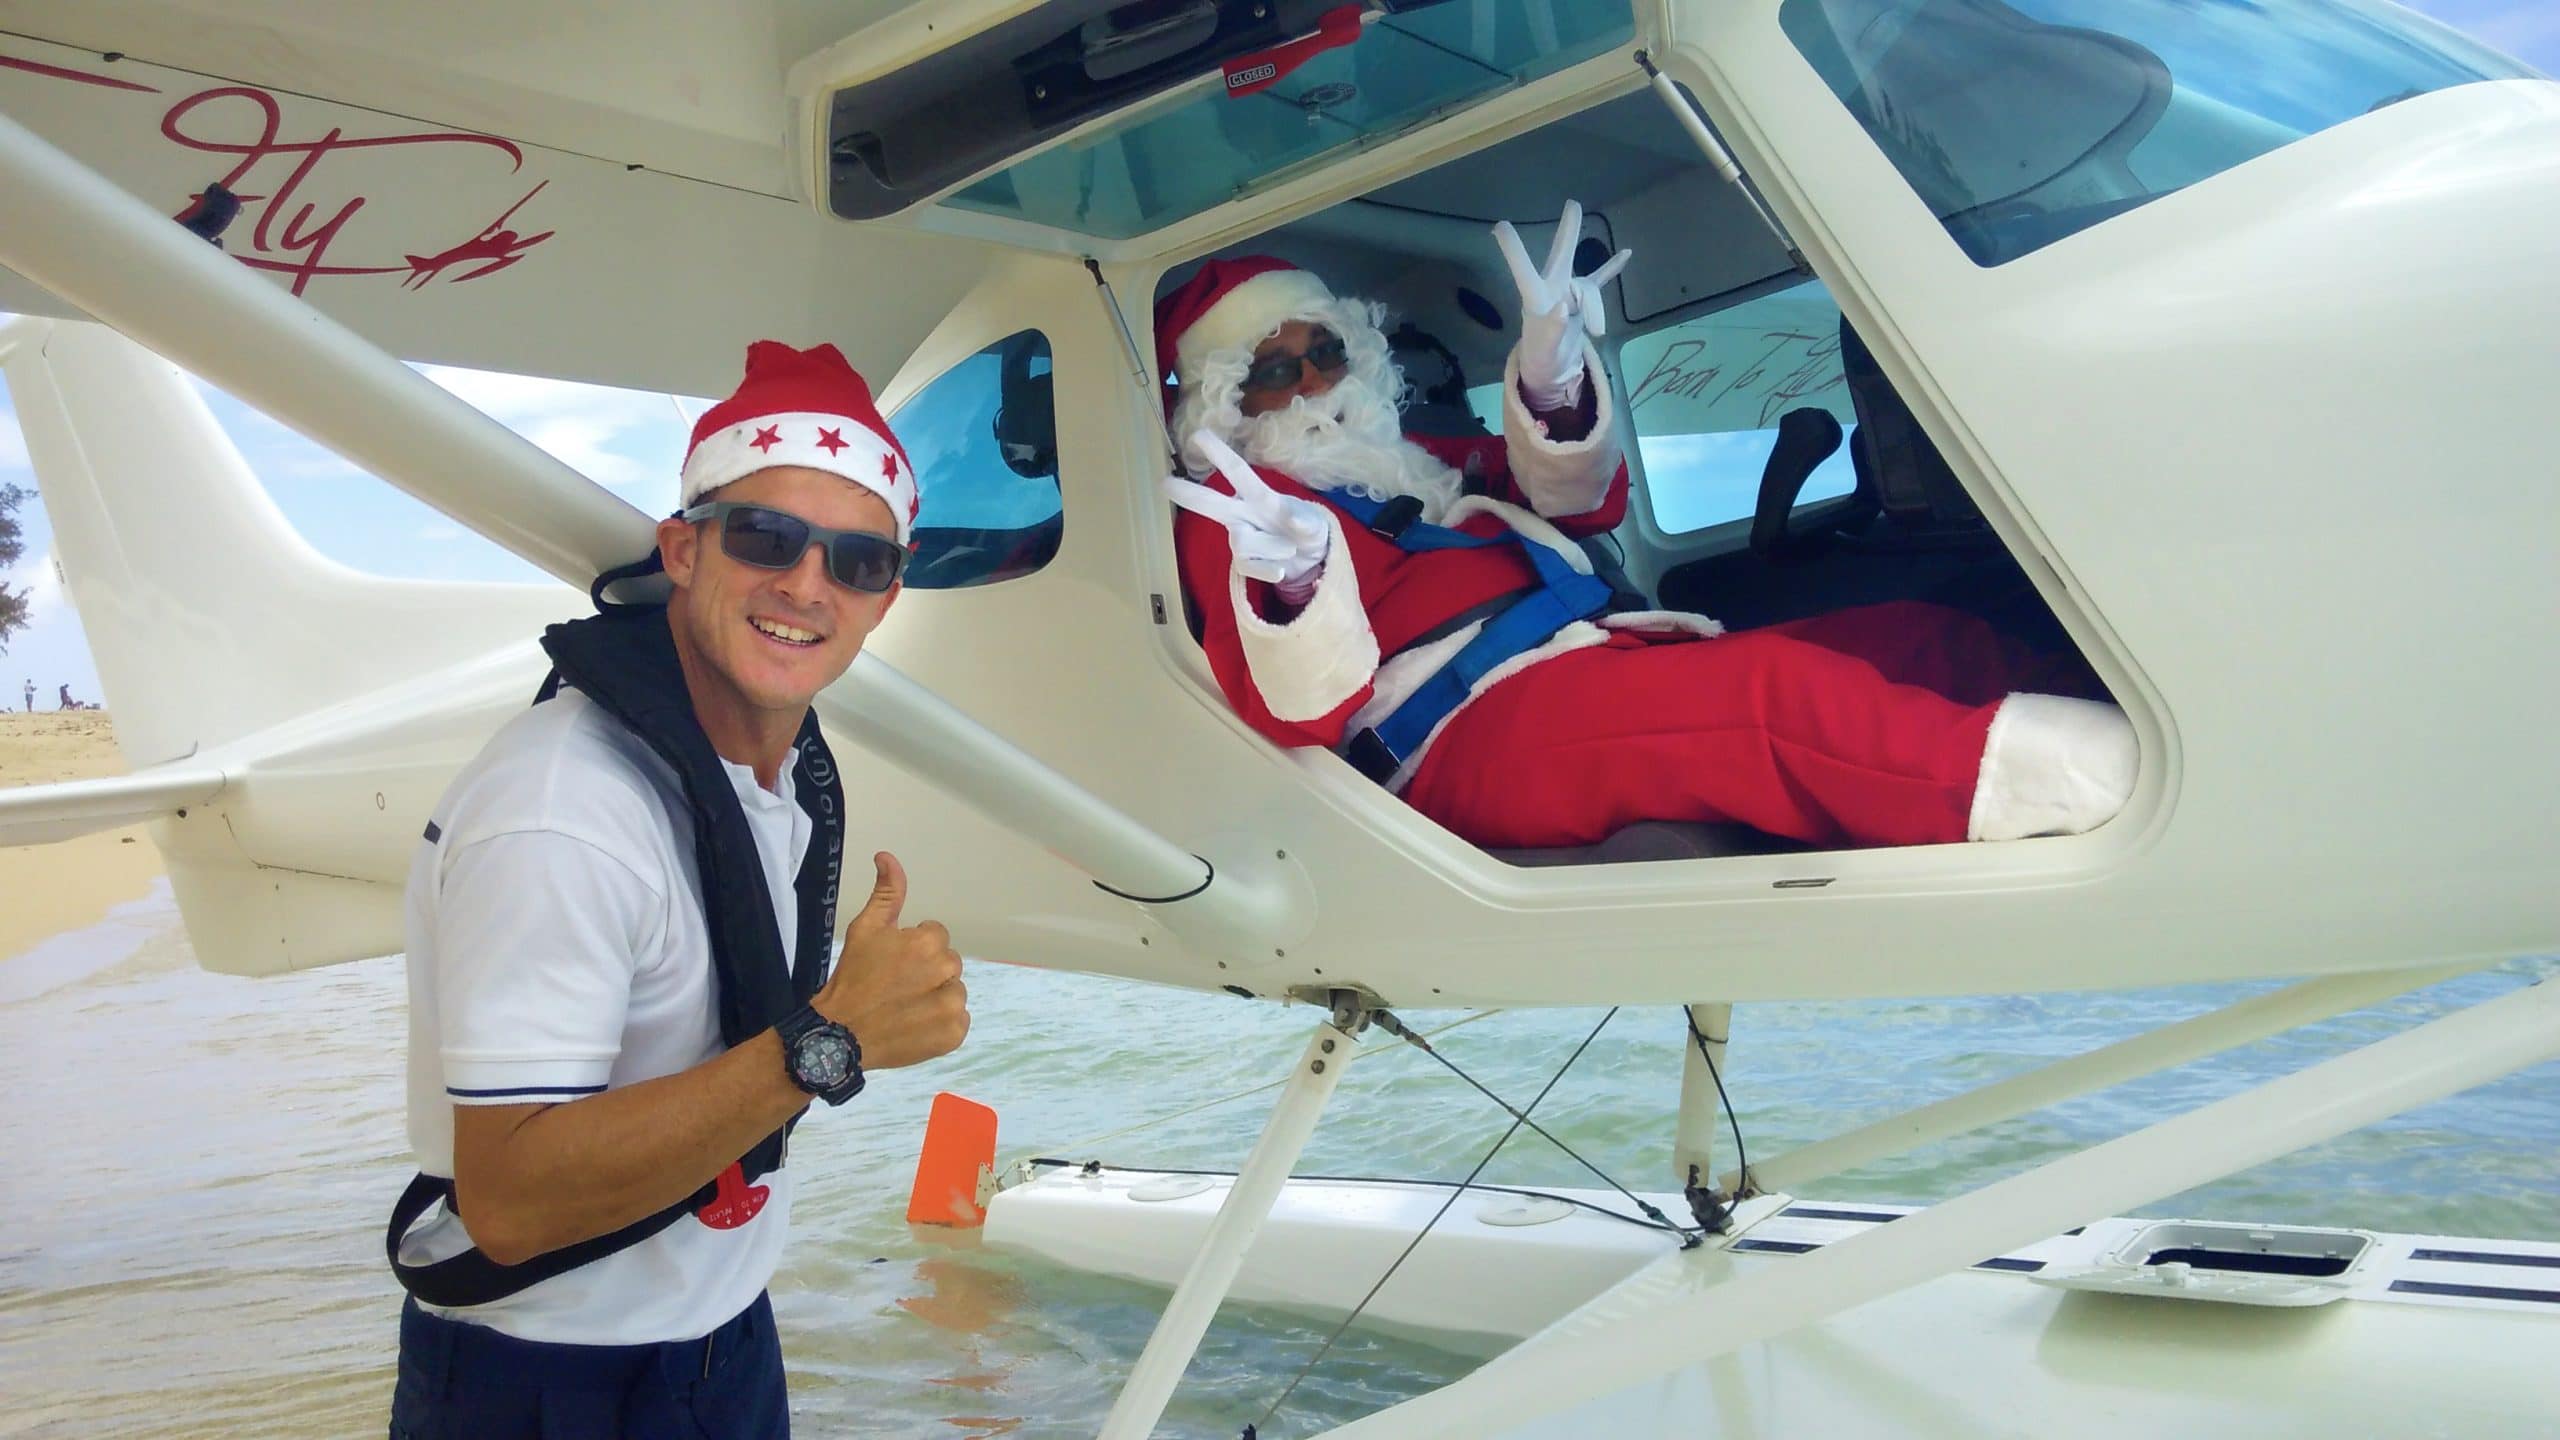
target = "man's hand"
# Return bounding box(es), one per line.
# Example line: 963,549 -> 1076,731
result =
815,852 -> 969,1070
1164,429 -> 1333,587
1493,199 -> 1632,412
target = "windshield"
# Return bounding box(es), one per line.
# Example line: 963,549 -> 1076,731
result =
1779,0 -> 2540,264
943,0 -> 1633,239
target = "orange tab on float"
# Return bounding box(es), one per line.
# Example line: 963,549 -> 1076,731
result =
906,1091 -> 999,1228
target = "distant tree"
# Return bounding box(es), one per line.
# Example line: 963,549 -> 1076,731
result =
0,483 -> 28,653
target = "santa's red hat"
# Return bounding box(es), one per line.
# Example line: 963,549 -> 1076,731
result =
1154,256 -> 1338,386
681,341 -> 919,544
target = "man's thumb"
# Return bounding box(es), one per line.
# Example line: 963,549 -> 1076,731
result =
853,851 -> 906,931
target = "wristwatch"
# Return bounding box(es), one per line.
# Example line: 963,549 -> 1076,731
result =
776,1003 -> 865,1105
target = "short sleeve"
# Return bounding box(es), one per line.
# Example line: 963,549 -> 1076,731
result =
429,829 -> 662,1106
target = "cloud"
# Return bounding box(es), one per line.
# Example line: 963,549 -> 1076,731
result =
180,378 -> 369,482
0,372 -> 25,473
417,364 -> 695,502
6,547 -> 69,624
168,363 -> 698,518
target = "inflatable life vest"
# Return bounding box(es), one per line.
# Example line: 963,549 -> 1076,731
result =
385,603 -> 844,1308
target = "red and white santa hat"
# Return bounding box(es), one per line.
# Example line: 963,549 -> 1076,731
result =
680,341 -> 919,545
1153,256 -> 1338,387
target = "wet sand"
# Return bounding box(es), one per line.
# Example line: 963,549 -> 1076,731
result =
0,711 -> 164,961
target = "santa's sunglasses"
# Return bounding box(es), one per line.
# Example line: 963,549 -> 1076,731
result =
682,500 -> 907,593
1241,327 -> 1350,394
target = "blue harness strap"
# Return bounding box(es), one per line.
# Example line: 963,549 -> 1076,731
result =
1324,490 -> 1612,783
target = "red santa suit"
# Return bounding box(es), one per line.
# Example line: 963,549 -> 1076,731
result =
1160,257 -> 2134,850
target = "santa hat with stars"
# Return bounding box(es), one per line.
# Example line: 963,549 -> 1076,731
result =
680,340 -> 920,544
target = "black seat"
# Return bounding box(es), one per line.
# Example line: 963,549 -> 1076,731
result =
1387,321 -> 1490,439
1838,322 -> 1974,529
992,332 -> 1057,479
1745,319 -> 2000,567
1489,819 -> 1809,867
1826,322 -> 2006,556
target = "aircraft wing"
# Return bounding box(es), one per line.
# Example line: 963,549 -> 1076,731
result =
0,1 -> 1003,395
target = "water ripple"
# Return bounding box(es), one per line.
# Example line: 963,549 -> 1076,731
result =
3,894 -> 2553,1437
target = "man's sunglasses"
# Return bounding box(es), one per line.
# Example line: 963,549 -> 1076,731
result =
1241,327 -> 1349,394
682,501 -> 907,593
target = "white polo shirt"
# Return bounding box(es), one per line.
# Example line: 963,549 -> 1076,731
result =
398,686 -> 813,1345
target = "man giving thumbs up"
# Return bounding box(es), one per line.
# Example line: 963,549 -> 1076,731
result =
814,851 -> 971,1072
390,341 -> 969,1439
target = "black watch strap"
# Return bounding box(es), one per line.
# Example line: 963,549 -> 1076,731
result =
776,1002 -> 865,1105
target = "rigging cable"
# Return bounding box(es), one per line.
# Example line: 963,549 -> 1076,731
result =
1031,1009 -> 1508,1161
1241,1007 -> 1632,1440
1372,1009 -> 1693,1238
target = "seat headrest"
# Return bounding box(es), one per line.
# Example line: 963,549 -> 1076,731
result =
993,337 -> 1057,479
1388,321 -> 1490,439
1838,321 -> 1979,527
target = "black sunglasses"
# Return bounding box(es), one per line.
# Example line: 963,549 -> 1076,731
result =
682,501 -> 907,593
1242,327 -> 1349,394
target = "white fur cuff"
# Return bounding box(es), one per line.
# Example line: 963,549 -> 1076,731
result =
1229,512 -> 1379,723
1598,610 -> 1724,639
1501,337 -> 1623,520
1968,693 -> 2138,841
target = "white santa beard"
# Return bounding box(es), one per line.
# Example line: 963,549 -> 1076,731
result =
1230,366 -> 1464,522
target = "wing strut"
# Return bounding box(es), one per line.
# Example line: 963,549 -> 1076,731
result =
1322,973 -> 2560,1436
1099,993 -> 1371,1440
0,109 -> 1302,954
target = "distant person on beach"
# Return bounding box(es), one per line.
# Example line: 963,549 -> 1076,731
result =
20,678 -> 31,712
385,342 -> 970,1439
54,684 -> 77,711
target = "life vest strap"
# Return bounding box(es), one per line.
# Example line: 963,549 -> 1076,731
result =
385,604 -> 843,1308
1322,490 -> 1612,783
386,1171 -> 719,1310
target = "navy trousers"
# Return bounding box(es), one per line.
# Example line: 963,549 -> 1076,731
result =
388,1292 -> 789,1439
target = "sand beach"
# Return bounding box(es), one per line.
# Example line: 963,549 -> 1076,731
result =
0,710 -> 164,961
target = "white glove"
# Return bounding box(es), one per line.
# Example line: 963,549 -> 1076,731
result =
1164,429 -> 1332,591
1493,199 -> 1632,412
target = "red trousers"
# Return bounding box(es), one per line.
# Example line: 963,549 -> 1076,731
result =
1401,601 -> 2088,849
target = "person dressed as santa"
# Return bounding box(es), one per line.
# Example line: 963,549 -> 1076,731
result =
1159,202 -> 2136,851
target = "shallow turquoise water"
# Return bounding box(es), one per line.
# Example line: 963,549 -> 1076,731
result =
1,892 -> 2552,1438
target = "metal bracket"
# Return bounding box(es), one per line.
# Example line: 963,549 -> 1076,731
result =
1282,982 -> 1383,1033
1327,986 -> 1376,1036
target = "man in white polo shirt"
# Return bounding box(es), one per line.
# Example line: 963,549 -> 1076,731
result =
387,341 -> 970,1438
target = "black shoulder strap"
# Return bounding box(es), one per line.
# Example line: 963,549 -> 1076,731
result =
537,608 -> 835,1051
386,1171 -> 717,1309
386,604 -> 846,1309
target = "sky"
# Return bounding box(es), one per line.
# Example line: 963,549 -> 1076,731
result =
0,0 -> 2552,706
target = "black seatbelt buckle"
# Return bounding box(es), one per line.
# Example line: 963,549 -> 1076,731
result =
1364,494 -> 1424,542
1343,729 -> 1402,784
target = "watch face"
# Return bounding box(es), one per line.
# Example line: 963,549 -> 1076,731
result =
796,1031 -> 853,1088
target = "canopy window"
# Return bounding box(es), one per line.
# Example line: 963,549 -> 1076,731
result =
821,0 -> 1635,240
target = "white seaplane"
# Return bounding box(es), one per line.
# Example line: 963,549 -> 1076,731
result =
3,0 -> 2556,1434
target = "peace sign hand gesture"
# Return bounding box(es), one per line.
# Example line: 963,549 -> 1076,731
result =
1492,199 -> 1632,412
1163,429 -> 1333,588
